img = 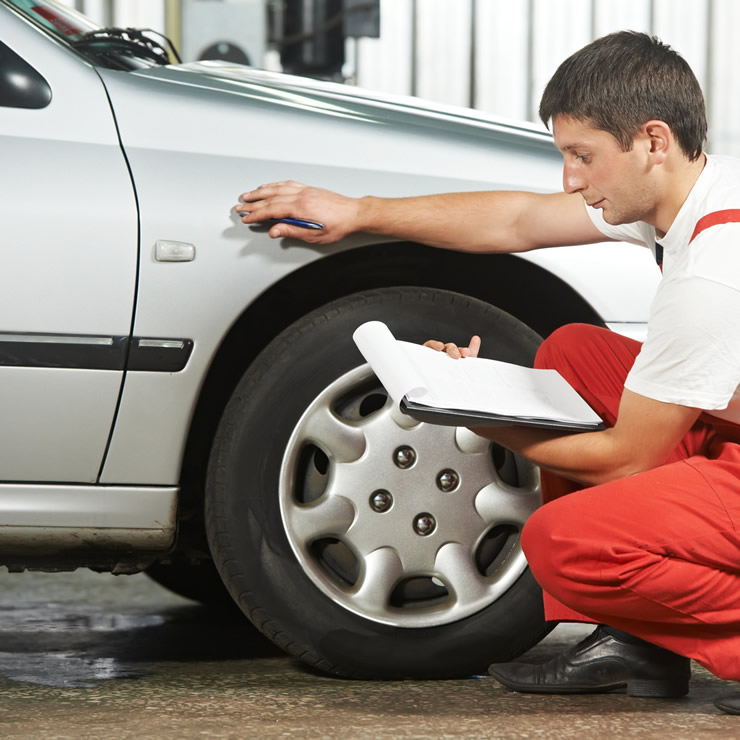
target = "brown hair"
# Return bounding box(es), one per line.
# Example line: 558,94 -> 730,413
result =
539,31 -> 706,161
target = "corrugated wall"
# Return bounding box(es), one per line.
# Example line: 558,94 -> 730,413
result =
354,0 -> 740,155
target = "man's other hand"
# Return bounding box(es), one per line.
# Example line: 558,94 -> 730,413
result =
423,336 -> 481,359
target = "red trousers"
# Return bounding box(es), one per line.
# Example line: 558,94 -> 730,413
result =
523,323 -> 740,680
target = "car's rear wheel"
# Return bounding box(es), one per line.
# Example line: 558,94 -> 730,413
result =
205,287 -> 549,678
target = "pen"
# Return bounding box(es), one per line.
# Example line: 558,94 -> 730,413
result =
276,217 -> 325,230
237,209 -> 324,230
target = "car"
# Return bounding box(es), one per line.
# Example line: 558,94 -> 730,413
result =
0,0 -> 660,679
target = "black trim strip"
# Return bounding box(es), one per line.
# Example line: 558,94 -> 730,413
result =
0,334 -> 193,372
0,333 -> 128,370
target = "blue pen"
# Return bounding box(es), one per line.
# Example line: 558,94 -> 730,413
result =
237,209 -> 324,230
277,217 -> 325,230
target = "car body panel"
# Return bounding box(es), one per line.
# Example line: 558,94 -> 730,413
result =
1,10 -> 138,482
517,243 -> 660,323
0,484 -> 176,567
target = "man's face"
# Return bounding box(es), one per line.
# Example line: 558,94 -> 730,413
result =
552,114 -> 658,227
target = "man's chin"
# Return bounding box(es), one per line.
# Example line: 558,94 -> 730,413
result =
601,209 -> 628,226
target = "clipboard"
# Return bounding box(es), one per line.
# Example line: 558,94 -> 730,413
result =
399,398 -> 605,431
353,321 -> 605,433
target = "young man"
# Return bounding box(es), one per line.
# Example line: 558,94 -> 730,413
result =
236,32 -> 740,714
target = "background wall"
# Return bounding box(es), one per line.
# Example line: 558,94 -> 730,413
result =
62,0 -> 740,154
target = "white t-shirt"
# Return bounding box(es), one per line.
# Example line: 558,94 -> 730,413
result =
585,154 -> 740,425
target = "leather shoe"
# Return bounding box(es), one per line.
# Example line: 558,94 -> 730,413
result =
714,692 -> 740,714
488,625 -> 690,698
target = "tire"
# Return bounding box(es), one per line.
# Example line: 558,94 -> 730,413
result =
205,287 -> 550,678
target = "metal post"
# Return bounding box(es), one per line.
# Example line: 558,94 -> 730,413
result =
705,0 -> 714,151
165,0 -> 183,59
525,0 -> 535,121
410,0 -> 417,97
589,0 -> 596,40
469,0 -> 477,108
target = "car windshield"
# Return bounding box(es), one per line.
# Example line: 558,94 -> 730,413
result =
3,0 -> 177,69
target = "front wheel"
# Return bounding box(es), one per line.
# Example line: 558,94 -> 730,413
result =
206,287 -> 549,678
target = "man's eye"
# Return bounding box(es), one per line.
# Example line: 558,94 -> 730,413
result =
575,154 -> 591,163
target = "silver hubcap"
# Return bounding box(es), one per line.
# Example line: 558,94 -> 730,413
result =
279,365 -> 540,628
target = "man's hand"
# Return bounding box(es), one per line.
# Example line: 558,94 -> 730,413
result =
236,181 -> 361,243
423,336 -> 481,359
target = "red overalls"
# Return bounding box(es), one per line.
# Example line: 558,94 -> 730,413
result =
524,322 -> 740,680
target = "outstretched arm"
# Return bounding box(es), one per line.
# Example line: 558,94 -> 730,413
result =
236,181 -> 607,253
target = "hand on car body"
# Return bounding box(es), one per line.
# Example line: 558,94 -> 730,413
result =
237,180 -> 358,243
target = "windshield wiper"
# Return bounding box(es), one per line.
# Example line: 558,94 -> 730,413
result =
71,27 -> 181,69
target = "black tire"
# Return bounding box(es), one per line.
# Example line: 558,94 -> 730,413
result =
145,559 -> 237,609
205,287 -> 550,678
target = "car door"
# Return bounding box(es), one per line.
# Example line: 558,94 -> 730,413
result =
0,11 -> 137,482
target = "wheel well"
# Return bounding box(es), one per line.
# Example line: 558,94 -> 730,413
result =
175,242 -> 603,550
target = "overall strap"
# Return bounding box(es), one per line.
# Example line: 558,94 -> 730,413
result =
689,209 -> 740,244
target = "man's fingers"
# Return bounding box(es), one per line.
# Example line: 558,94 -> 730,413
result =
423,339 -> 480,359
268,223 -> 324,240
240,181 -> 306,203
424,340 -> 462,357
467,335 -> 481,358
236,193 -> 300,224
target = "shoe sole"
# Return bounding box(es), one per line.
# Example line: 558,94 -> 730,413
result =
488,668 -> 688,698
714,698 -> 740,715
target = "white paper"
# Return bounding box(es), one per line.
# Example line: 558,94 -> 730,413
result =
352,321 -> 602,426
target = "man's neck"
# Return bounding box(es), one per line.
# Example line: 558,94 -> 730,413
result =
654,153 -> 707,238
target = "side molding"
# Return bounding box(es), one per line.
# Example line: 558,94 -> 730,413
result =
0,333 -> 193,372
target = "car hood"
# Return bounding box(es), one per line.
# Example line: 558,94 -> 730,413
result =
130,60 -> 554,148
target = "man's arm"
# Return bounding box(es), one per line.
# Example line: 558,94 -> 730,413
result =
237,181 -> 607,253
476,389 -> 702,487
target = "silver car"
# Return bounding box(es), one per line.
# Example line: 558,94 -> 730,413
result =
1,0 -> 659,678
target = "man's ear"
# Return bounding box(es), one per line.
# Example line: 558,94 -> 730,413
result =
643,120 -> 672,164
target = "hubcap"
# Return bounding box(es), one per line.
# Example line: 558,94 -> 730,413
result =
280,365 -> 540,628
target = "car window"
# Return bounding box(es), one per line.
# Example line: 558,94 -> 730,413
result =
0,40 -> 51,109
2,0 -> 177,70
5,0 -> 98,41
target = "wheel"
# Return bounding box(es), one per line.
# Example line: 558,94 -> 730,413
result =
145,559 -> 237,608
205,287 -> 549,678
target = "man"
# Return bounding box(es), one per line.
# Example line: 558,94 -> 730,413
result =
236,32 -> 740,714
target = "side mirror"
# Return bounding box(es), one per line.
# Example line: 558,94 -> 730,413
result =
0,41 -> 51,109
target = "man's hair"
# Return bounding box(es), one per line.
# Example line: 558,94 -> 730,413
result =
539,31 -> 707,161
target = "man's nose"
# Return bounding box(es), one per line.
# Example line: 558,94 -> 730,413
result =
563,165 -> 586,194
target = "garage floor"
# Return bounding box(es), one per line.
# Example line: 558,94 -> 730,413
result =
0,569 -> 735,739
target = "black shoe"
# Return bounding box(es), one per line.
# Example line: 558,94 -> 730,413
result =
488,625 -> 690,698
714,692 -> 740,714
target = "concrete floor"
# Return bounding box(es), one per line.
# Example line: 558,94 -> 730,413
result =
0,569 -> 737,739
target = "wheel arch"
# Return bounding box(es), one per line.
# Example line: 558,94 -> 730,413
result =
176,242 -> 604,541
